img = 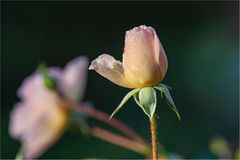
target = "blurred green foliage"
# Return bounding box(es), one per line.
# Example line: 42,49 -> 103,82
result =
1,1 -> 239,159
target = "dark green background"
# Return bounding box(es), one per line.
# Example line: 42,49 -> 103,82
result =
1,1 -> 239,159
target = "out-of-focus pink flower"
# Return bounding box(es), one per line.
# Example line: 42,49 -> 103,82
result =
9,56 -> 89,159
61,56 -> 89,102
89,25 -> 168,88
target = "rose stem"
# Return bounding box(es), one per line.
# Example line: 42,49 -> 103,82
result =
75,103 -> 145,143
90,126 -> 150,156
150,115 -> 158,160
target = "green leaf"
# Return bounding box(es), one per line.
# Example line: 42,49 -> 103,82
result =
137,87 -> 157,119
154,84 -> 181,121
110,88 -> 140,119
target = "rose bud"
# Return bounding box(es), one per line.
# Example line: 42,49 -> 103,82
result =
89,25 -> 168,88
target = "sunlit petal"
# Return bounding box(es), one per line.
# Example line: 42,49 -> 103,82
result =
89,54 -> 134,88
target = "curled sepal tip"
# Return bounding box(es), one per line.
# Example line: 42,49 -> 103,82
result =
134,87 -> 157,120
154,83 -> 181,121
109,88 -> 140,119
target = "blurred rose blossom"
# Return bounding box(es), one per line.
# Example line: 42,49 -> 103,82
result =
9,56 -> 89,159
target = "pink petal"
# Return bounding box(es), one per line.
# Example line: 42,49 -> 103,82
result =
89,54 -> 134,88
17,68 -> 62,100
61,56 -> 89,102
23,106 -> 67,159
10,70 -> 68,159
17,73 -> 42,100
9,97 -> 67,159
123,25 -> 167,88
153,33 -> 168,80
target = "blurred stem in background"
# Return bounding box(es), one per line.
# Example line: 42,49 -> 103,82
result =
72,102 -> 154,157
90,126 -> 151,156
73,103 -> 168,158
75,103 -> 145,143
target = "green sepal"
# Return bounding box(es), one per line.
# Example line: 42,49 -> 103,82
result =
110,88 -> 140,119
38,63 -> 57,89
133,93 -> 141,107
134,87 -> 157,119
154,83 -> 181,121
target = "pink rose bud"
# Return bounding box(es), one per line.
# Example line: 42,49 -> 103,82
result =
89,25 -> 168,88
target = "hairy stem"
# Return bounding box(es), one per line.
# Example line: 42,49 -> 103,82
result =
90,126 -> 150,155
150,115 -> 158,160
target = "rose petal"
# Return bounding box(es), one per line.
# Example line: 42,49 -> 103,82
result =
9,96 -> 67,159
9,102 -> 38,138
17,73 -> 42,100
61,56 -> 89,102
10,71 -> 68,159
123,25 -> 163,88
89,54 -> 134,88
153,33 -> 168,80
17,68 -> 62,100
23,106 -> 67,159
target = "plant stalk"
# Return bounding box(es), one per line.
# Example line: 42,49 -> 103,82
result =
150,115 -> 158,160
74,103 -> 145,143
90,126 -> 150,155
